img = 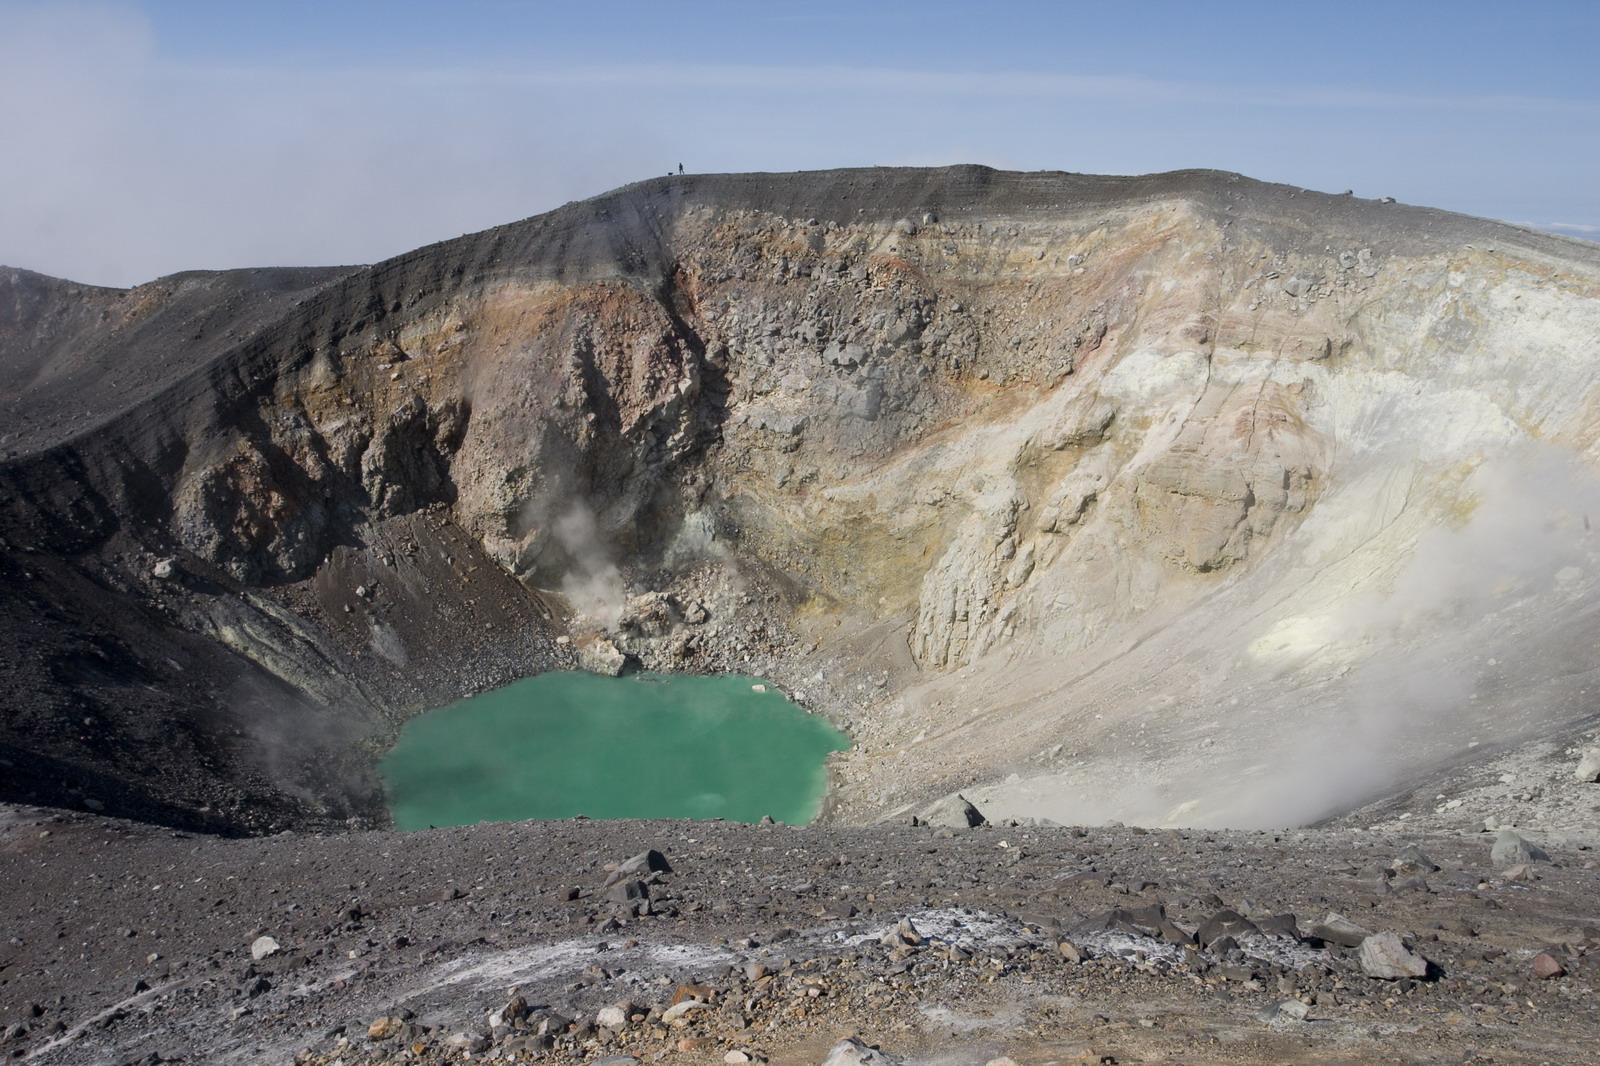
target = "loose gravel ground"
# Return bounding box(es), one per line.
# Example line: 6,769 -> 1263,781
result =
3,797 -> 1597,1066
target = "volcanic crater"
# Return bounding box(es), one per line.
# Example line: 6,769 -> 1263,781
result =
6,165 -> 1600,835
3,166 -> 1600,1066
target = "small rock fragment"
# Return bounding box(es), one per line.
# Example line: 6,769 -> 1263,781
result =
580,639 -> 627,677
490,995 -> 529,1028
595,1002 -> 633,1029
1196,909 -> 1259,948
250,936 -> 280,961
605,880 -> 649,904
821,1038 -> 903,1066
619,592 -> 677,637
1358,931 -> 1430,979
1574,748 -> 1600,782
368,1016 -> 403,1041
1253,913 -> 1300,939
1490,829 -> 1549,865
1278,999 -> 1311,1021
1391,845 -> 1439,877
882,917 -> 924,947
1309,912 -> 1374,948
446,1032 -> 490,1053
1256,999 -> 1311,1023
920,792 -> 986,828
661,1000 -> 708,1024
1533,952 -> 1566,979
603,850 -> 672,887
672,984 -> 714,1005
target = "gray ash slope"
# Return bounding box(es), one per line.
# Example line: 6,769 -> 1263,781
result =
4,166 -> 1600,835
2,784 -> 1599,1066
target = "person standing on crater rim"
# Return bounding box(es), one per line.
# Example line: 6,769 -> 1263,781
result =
678,162 -> 684,174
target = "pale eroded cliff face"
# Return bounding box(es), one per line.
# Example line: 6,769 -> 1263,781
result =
3,167 -> 1599,831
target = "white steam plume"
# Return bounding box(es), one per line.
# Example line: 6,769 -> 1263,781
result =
552,503 -> 627,630
1213,446 -> 1600,828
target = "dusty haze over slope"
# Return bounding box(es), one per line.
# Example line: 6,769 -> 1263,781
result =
3,166 -> 1599,833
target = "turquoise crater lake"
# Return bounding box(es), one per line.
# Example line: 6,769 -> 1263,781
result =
380,672 -> 851,830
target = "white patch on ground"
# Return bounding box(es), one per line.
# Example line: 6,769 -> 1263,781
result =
832,907 -> 1326,981
396,938 -> 737,1006
25,979 -> 189,1059
1098,347 -> 1209,406
917,1004 -> 1011,1033
1076,926 -> 1327,975
1231,932 -> 1333,973
1074,930 -> 1189,972
839,908 -> 1044,953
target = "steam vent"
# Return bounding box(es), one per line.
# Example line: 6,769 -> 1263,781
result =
4,166 -> 1600,836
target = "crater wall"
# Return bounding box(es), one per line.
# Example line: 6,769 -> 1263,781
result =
3,166 -> 1599,832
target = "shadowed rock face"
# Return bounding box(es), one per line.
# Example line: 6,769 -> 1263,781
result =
4,165 -> 1600,834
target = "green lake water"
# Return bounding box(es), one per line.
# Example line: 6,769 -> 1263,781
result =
380,671 -> 850,830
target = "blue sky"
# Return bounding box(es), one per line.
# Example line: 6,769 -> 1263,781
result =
2,0 -> 1597,286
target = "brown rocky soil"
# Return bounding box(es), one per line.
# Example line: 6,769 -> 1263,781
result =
2,789 -> 1597,1066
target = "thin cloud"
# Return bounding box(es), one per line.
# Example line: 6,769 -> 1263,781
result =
1509,221 -> 1600,240
172,60 -> 1600,117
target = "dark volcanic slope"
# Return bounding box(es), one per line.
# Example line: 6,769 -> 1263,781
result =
0,266 -> 355,455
